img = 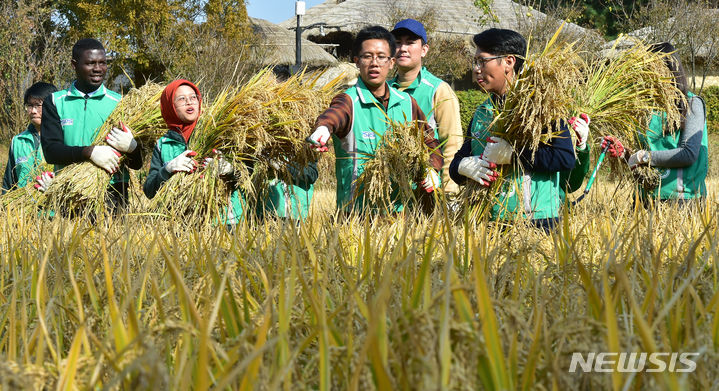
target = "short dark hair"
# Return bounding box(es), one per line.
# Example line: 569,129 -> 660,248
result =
24,82 -> 57,104
353,26 -> 396,58
72,38 -> 105,61
473,28 -> 527,74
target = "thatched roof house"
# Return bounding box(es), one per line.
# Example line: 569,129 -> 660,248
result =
279,0 -> 594,43
251,17 -> 338,66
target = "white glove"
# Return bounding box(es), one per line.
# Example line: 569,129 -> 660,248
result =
627,150 -> 651,169
34,171 -> 54,192
90,145 -> 121,173
482,137 -> 513,165
203,157 -> 234,176
307,126 -> 331,152
105,121 -> 137,153
165,150 -> 197,173
458,156 -> 497,186
419,168 -> 441,192
570,113 -> 590,150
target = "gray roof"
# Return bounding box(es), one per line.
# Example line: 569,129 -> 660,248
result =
279,0 -> 593,40
604,10 -> 719,59
251,17 -> 338,66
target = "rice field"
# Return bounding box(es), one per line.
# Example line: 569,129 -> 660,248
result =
1,169 -> 719,390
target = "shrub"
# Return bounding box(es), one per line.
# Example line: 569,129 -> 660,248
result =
455,89 -> 488,130
701,86 -> 719,134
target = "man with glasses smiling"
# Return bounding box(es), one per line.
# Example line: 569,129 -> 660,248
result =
449,28 -> 590,232
307,25 -> 442,213
41,38 -> 144,214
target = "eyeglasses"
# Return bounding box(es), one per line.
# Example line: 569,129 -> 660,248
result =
358,54 -> 392,65
24,103 -> 43,111
472,55 -> 506,69
174,94 -> 199,107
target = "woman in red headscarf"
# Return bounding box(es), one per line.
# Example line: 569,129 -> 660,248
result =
143,79 -> 244,223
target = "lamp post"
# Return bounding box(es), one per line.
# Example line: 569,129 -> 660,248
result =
295,1 -> 306,72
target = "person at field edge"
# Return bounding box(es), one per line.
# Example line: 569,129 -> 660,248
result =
143,79 -> 244,225
3,82 -> 57,194
41,38 -> 143,213
389,19 -> 463,198
449,28 -> 589,232
603,42 -> 708,206
306,25 -> 443,213
255,157 -> 319,221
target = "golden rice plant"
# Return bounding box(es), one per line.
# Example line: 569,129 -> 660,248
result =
572,36 -> 685,149
0,162 -> 53,208
353,119 -> 432,210
41,82 -> 166,215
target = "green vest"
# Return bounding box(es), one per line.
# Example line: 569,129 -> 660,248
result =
390,67 -> 443,139
257,179 -> 313,220
51,83 -> 127,184
639,92 -> 708,200
334,79 -> 414,211
154,133 -> 245,224
468,98 -> 563,220
10,125 -> 44,188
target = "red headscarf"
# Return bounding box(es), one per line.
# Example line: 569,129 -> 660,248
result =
161,79 -> 201,143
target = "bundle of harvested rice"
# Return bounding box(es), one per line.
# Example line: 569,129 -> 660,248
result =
0,163 -> 53,209
572,36 -> 685,149
353,119 -> 432,210
42,82 -> 166,215
488,24 -> 585,156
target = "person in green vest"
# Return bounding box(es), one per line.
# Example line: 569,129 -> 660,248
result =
449,28 -> 588,232
143,79 -> 244,225
306,25 -> 443,213
255,158 -> 318,220
605,42 -> 708,205
41,38 -> 144,213
389,19 -> 463,197
2,82 -> 57,194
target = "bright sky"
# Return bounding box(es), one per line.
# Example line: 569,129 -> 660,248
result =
247,0 -> 326,24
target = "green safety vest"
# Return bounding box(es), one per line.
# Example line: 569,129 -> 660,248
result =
639,92 -> 708,200
9,125 -> 44,188
51,83 -> 128,184
390,67 -> 444,140
468,98 -> 564,220
257,179 -> 313,220
149,131 -> 245,224
334,79 -> 414,212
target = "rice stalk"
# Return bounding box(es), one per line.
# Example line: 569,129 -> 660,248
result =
353,119 -> 432,211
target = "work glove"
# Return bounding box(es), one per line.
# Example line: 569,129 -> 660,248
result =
165,150 -> 197,174
203,150 -> 234,176
105,121 -> 138,153
569,113 -> 590,150
307,126 -> 331,152
34,171 -> 54,192
90,145 -> 121,173
482,137 -> 513,165
601,136 -> 625,158
458,156 -> 498,187
419,168 -> 440,193
627,150 -> 651,169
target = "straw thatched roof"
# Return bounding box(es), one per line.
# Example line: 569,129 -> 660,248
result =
603,10 -> 719,59
251,17 -> 338,66
278,0 -> 593,40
